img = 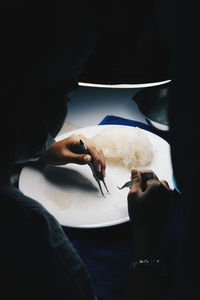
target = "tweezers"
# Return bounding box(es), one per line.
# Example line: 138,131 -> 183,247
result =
79,139 -> 109,197
117,172 -> 154,190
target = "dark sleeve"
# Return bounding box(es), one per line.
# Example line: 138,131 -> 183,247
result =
3,205 -> 95,300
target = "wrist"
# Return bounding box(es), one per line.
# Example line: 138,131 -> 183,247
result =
133,228 -> 163,259
130,258 -> 168,277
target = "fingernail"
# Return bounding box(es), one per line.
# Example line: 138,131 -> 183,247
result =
84,155 -> 91,162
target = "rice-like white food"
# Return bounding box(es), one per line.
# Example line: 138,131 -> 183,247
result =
91,126 -> 153,169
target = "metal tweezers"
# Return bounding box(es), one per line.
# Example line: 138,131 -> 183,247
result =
79,139 -> 109,197
117,172 -> 154,190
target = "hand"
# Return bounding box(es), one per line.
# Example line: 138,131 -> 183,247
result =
128,168 -> 174,258
42,134 -> 106,177
128,169 -> 172,230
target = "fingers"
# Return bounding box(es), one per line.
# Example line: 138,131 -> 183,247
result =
129,169 -> 170,193
63,152 -> 91,165
69,134 -> 106,177
144,178 -> 171,195
140,169 -> 158,180
161,180 -> 170,190
129,168 -> 142,193
87,142 -> 106,177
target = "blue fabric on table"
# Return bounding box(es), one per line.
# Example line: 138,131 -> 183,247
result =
99,115 -> 152,130
99,114 -> 171,143
63,115 -> 179,300
64,224 -> 133,300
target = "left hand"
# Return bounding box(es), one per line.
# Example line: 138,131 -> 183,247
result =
42,134 -> 106,177
127,168 -> 174,258
128,169 -> 173,231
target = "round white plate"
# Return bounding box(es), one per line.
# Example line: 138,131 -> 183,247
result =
19,125 -> 173,228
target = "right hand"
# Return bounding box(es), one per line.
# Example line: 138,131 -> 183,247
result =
43,134 -> 106,177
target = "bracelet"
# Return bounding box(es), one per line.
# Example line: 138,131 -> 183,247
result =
130,259 -> 168,276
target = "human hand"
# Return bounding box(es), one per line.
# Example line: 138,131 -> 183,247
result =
128,169 -> 172,230
42,134 -> 106,177
128,168 -> 174,258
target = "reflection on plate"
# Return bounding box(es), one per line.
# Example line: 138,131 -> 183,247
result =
19,125 -> 173,228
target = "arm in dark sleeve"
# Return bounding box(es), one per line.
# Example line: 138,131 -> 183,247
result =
24,209 -> 96,300
2,198 -> 96,300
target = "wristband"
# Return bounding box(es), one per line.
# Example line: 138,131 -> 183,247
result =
130,259 -> 168,276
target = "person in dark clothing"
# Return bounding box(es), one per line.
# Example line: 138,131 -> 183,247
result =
0,88 -> 106,300
0,91 -> 176,300
1,2 -> 190,300
0,3 -> 105,299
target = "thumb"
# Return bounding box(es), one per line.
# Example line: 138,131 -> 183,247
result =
83,154 -> 92,163
69,153 -> 92,165
130,168 -> 142,192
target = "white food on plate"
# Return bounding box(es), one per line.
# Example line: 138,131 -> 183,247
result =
91,126 -> 153,169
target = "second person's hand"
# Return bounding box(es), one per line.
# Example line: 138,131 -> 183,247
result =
128,168 -> 175,259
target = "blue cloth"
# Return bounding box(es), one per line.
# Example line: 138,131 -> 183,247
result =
64,224 -> 133,300
99,114 -> 171,143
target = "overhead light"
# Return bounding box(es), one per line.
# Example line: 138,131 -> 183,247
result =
78,79 -> 171,89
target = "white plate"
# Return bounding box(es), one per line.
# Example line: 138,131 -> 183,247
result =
19,125 -> 173,228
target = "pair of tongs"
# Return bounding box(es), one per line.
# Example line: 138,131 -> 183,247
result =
79,139 -> 109,197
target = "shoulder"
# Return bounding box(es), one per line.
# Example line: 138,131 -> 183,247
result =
0,185 -> 65,238
0,185 -> 52,222
0,185 -> 68,252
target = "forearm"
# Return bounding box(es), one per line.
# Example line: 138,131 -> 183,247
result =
124,169 -> 175,300
123,231 -> 168,300
133,229 -> 163,259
